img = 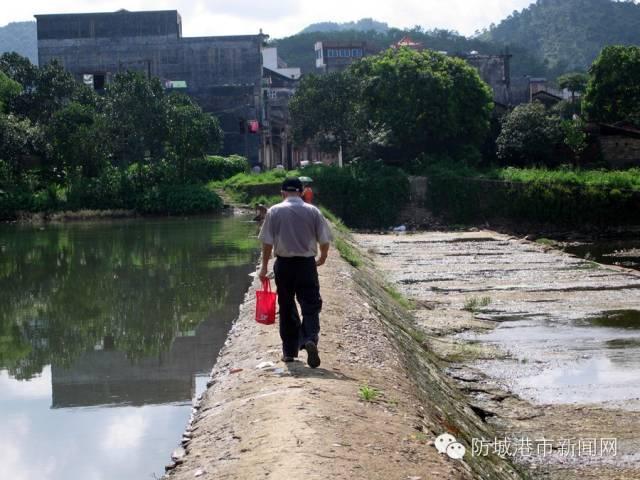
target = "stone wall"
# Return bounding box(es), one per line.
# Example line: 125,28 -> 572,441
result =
599,135 -> 640,169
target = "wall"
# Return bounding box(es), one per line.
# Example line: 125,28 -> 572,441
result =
463,54 -> 511,105
600,135 -> 640,169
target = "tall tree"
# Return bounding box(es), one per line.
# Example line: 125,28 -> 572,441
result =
557,72 -> 588,103
104,72 -> 168,165
289,71 -> 363,156
351,48 -> 493,161
583,45 -> 640,125
165,93 -> 224,181
0,71 -> 21,113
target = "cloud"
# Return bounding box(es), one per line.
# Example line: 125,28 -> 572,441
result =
101,412 -> 148,452
0,366 -> 51,400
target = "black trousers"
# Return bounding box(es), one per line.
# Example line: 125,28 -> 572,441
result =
273,256 -> 322,357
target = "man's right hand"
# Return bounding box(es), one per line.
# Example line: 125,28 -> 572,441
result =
258,265 -> 269,281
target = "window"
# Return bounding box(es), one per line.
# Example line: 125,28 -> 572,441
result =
352,48 -> 362,57
340,49 -> 349,57
93,74 -> 105,90
328,49 -> 336,58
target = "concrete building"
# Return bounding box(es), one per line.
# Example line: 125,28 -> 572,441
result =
315,41 -> 368,73
460,52 -> 512,106
35,9 -> 266,163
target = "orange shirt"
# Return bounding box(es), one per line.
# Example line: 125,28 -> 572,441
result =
302,187 -> 314,204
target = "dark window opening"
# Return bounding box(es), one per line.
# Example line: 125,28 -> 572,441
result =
93,73 -> 105,90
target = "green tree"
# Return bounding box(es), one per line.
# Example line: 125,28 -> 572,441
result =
496,102 -> 563,166
289,71 -> 363,156
351,48 -> 493,161
165,93 -> 224,181
583,45 -> 640,125
0,113 -> 47,173
48,102 -> 112,179
562,117 -> 587,164
0,71 -> 21,113
0,55 -> 78,123
104,71 -> 168,166
557,72 -> 588,103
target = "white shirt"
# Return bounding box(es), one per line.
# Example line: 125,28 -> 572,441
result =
258,197 -> 333,258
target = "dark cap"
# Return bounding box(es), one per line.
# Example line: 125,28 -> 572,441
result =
281,177 -> 303,192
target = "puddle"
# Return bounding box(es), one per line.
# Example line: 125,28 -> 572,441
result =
466,312 -> 640,406
606,338 -> 640,349
586,310 -> 640,329
565,240 -> 640,271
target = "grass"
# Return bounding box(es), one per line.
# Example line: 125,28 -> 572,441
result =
319,206 -> 350,234
384,284 -> 415,310
358,384 -> 380,402
426,162 -> 640,192
335,237 -> 363,268
493,166 -> 640,192
212,169 -> 301,189
535,238 -> 557,247
463,296 -> 492,312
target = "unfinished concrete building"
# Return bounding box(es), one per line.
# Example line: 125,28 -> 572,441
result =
35,10 -> 265,163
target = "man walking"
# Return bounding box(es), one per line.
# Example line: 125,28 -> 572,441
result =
258,178 -> 332,368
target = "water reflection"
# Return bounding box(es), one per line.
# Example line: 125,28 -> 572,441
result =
0,217 -> 259,479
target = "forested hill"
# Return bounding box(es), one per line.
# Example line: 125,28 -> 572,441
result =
271,28 -> 546,75
484,0 -> 640,76
300,18 -> 390,34
0,21 -> 37,64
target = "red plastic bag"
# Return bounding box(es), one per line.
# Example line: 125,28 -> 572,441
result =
255,278 -> 276,325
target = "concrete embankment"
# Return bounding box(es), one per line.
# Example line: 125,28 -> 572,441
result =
164,229 -> 525,480
355,230 -> 640,479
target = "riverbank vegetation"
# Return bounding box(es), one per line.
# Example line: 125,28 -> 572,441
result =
0,53 -> 247,221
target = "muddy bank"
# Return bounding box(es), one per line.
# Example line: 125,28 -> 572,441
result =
355,230 -> 640,479
163,230 -> 524,479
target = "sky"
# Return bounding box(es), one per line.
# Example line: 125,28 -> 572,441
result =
0,0 -> 536,38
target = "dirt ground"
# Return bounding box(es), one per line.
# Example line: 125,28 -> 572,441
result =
165,251 -> 474,480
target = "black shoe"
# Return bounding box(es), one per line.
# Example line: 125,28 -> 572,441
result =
281,355 -> 295,363
304,341 -> 320,369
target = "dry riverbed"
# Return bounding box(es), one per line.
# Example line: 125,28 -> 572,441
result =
355,230 -> 640,480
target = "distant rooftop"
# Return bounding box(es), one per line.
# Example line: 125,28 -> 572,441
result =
35,10 -> 182,40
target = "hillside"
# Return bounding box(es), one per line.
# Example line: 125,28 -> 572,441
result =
0,21 -> 37,64
271,28 -> 533,75
485,0 -> 640,77
300,18 -> 389,34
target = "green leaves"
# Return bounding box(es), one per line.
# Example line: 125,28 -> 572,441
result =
583,45 -> 640,125
290,48 -> 493,165
496,102 -> 563,167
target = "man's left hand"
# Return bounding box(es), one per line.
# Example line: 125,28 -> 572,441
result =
316,255 -> 327,267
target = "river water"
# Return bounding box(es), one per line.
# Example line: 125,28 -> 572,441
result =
0,216 -> 259,480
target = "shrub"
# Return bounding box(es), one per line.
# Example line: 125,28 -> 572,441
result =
185,155 -> 249,183
496,103 -> 563,167
425,164 -> 640,226
138,184 -> 223,215
304,163 -> 410,229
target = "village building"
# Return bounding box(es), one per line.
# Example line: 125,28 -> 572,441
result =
590,122 -> 640,169
261,47 -> 301,169
314,40 -> 368,73
35,9 -> 266,164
